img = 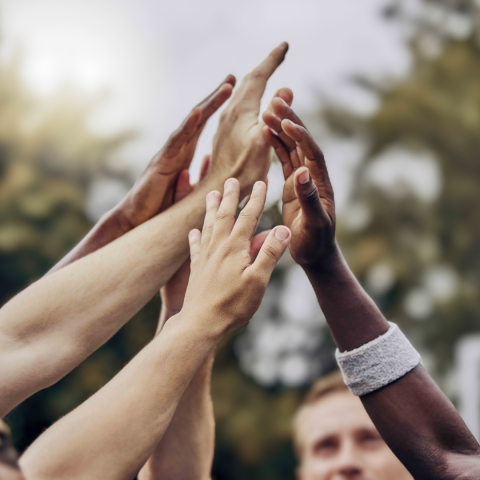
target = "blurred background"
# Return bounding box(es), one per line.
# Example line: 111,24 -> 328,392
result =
1,0 -> 480,478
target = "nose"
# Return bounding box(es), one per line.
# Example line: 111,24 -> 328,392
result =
332,440 -> 364,479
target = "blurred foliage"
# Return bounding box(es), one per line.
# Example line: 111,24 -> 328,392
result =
331,8 -> 480,388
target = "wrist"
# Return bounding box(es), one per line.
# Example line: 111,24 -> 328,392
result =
164,310 -> 226,345
301,241 -> 345,279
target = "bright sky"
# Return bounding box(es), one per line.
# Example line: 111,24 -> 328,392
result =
0,0 -> 412,213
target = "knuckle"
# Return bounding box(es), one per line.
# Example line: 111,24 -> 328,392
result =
249,69 -> 264,80
215,210 -> 232,222
239,209 -> 256,222
248,269 -> 267,288
263,244 -> 280,261
220,241 -> 235,258
303,187 -> 320,206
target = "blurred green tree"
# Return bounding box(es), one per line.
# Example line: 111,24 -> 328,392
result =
330,8 -> 480,389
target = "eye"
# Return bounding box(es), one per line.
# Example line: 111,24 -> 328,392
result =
313,437 -> 339,458
357,430 -> 383,448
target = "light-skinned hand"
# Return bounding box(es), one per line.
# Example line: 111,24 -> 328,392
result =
182,178 -> 290,334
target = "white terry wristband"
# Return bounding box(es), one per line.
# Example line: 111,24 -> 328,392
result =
336,322 -> 421,397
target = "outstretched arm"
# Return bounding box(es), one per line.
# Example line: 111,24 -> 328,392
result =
263,97 -> 480,480
20,178 -> 291,480
139,159 -> 216,480
0,43 -> 288,419
138,167 -> 271,480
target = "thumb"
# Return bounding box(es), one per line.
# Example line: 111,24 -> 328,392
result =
249,229 -> 271,261
251,226 -> 290,277
293,167 -> 326,224
199,154 -> 211,181
174,169 -> 193,203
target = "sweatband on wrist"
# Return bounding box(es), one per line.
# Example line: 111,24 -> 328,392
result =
335,322 -> 421,397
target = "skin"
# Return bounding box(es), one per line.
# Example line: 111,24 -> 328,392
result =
20,178 -> 291,480
49,75 -> 236,274
263,95 -> 480,479
139,158 -> 217,480
296,390 -> 412,480
137,87 -> 294,480
0,42 -> 289,419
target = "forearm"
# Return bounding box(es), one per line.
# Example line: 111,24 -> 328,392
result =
305,243 -> 389,353
47,208 -> 128,274
0,177 -> 221,417
139,351 -> 215,480
20,314 -> 220,480
307,244 -> 480,478
138,305 -> 215,480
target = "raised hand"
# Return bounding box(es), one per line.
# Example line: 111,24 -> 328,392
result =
262,96 -> 336,270
183,178 -> 291,333
115,76 -> 236,231
49,77 -> 235,275
207,43 -> 289,197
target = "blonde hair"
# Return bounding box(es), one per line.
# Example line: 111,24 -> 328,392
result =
293,370 -> 348,458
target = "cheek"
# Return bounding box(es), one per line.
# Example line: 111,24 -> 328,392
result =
362,445 -> 411,479
299,455 -> 331,480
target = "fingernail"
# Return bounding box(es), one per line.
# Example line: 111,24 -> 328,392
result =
298,169 -> 310,185
274,227 -> 290,241
224,178 -> 235,191
206,191 -> 218,203
252,181 -> 262,193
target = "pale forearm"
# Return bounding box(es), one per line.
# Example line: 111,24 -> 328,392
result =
139,352 -> 215,480
47,208 -> 128,274
20,314 -> 220,480
139,302 -> 215,480
0,178 -> 220,417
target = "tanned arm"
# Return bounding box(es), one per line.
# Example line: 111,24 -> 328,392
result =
20,178 -> 291,480
263,95 -> 480,480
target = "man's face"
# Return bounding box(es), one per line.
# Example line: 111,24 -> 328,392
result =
296,390 -> 412,480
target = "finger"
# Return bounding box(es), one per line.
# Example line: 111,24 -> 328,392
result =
293,167 -> 328,223
232,181 -> 267,240
199,154 -> 210,181
262,126 -> 293,179
271,97 -> 306,128
188,229 -> 202,264
262,110 -> 297,152
173,169 -> 193,203
197,83 -> 234,126
273,87 -> 293,108
265,87 -> 293,117
197,74 -> 236,107
282,119 -> 333,199
236,42 -> 289,110
163,106 -> 203,156
249,229 -> 271,261
211,178 -> 241,242
248,226 -> 291,279
201,190 -> 222,248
